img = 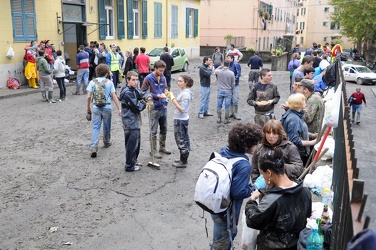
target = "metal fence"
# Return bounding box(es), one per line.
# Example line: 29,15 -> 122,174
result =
330,60 -> 369,249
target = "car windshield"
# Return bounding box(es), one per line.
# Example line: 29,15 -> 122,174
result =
149,48 -> 163,57
356,67 -> 373,73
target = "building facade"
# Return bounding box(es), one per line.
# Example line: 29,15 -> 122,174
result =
0,0 -> 200,88
296,0 -> 352,50
200,0 -> 299,52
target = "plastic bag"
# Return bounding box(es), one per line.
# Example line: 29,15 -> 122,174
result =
7,77 -> 20,89
240,209 -> 258,250
323,83 -> 342,128
6,45 -> 14,59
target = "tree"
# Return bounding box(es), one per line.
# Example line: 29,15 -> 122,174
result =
330,0 -> 376,58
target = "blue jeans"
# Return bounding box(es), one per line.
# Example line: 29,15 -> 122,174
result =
210,213 -> 237,250
138,73 -> 148,88
150,108 -> 168,137
111,71 -> 119,89
174,119 -> 190,154
90,106 -> 112,150
352,104 -> 362,121
231,85 -> 239,106
217,89 -> 232,111
164,71 -> 172,90
198,86 -> 211,115
56,77 -> 66,99
124,129 -> 141,171
77,68 -> 89,93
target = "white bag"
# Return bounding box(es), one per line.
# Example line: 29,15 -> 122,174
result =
6,45 -> 14,59
323,83 -> 342,128
241,209 -> 258,250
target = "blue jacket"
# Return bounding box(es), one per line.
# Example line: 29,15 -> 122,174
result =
141,73 -> 168,110
219,146 -> 255,222
280,109 -> 310,158
228,61 -> 241,85
119,85 -> 146,130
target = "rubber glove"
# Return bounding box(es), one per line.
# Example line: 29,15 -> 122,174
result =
164,89 -> 176,101
254,175 -> 266,190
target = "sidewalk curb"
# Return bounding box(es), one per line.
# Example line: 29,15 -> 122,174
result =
371,88 -> 376,97
0,83 -> 75,100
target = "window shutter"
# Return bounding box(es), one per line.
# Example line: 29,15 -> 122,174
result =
154,2 -> 162,38
171,5 -> 178,38
117,0 -> 125,39
98,0 -> 106,39
11,0 -> 37,41
194,8 -> 198,38
142,0 -> 148,39
127,0 -> 133,39
185,8 -> 189,38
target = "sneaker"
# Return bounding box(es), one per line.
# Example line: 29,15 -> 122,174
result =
72,92 -> 80,95
356,122 -> 360,125
125,165 -> 140,172
91,150 -> 97,158
204,113 -> 213,116
198,114 -> 204,119
135,162 -> 143,167
103,142 -> 112,148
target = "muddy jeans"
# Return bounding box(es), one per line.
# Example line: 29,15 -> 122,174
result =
254,111 -> 275,128
211,213 -> 237,250
124,129 -> 141,171
173,119 -> 190,154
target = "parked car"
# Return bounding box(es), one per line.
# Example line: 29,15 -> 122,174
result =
148,47 -> 189,72
342,64 -> 376,85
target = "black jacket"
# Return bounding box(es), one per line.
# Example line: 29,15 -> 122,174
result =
119,85 -> 146,130
245,181 -> 311,249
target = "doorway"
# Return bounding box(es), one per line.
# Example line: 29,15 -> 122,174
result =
63,23 -> 87,70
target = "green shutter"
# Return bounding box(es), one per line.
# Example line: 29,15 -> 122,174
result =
127,0 -> 133,39
117,0 -> 125,39
11,0 -> 37,41
194,8 -> 198,38
171,5 -> 178,38
154,2 -> 162,38
142,0 -> 148,39
186,8 -> 189,38
98,0 -> 106,39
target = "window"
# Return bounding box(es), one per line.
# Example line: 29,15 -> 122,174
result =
323,37 -> 327,42
154,2 -> 162,38
297,8 -> 299,16
292,15 -> 295,24
330,22 -> 340,30
127,0 -> 147,39
323,22 -> 328,27
301,8 -> 306,16
186,8 -> 198,38
171,5 -> 178,38
300,37 -> 304,45
324,7 -> 329,13
105,0 -> 114,38
260,2 -> 273,20
300,22 -> 305,30
11,0 -> 37,41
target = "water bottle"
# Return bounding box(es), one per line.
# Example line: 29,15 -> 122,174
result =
321,187 -> 331,205
306,229 -> 323,250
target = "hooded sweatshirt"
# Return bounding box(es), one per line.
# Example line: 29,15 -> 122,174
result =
173,88 -> 193,120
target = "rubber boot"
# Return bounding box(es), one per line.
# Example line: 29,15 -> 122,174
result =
41,91 -> 48,102
29,78 -> 38,88
224,110 -> 231,124
173,152 -> 188,168
233,105 -> 241,120
229,104 -> 234,118
159,134 -> 171,154
151,136 -> 162,159
48,91 -> 56,103
217,110 -> 222,124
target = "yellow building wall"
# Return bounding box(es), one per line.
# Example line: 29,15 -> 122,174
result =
0,0 -> 200,88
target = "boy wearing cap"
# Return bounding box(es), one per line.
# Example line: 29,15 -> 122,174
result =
106,43 -> 121,89
293,79 -> 324,134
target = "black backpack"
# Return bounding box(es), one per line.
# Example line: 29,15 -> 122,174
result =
322,62 -> 338,87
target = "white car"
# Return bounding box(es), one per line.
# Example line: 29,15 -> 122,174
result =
342,64 -> 376,85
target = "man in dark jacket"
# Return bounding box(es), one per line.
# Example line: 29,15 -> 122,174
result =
198,56 -> 214,119
141,60 -> 170,159
119,71 -> 146,172
159,47 -> 174,91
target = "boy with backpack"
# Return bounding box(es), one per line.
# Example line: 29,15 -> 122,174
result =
86,64 -> 121,158
202,123 -> 263,249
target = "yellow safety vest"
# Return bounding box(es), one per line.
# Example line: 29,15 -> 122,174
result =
110,51 -> 120,72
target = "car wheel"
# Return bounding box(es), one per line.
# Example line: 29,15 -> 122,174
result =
182,62 -> 188,72
356,78 -> 363,85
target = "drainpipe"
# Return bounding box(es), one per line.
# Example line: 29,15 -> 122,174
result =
165,0 -> 168,47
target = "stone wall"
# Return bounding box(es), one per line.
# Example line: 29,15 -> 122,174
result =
200,46 -> 273,63
271,52 -> 289,71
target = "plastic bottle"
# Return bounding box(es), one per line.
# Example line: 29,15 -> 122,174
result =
321,187 -> 331,205
306,229 -> 323,250
321,204 -> 330,225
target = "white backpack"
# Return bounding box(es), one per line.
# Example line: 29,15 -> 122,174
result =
194,152 -> 245,214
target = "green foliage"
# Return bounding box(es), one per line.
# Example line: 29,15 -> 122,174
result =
271,47 -> 283,56
330,0 -> 376,44
224,34 -> 234,40
247,47 -> 255,53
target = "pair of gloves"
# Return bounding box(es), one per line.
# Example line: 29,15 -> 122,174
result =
164,89 -> 175,101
